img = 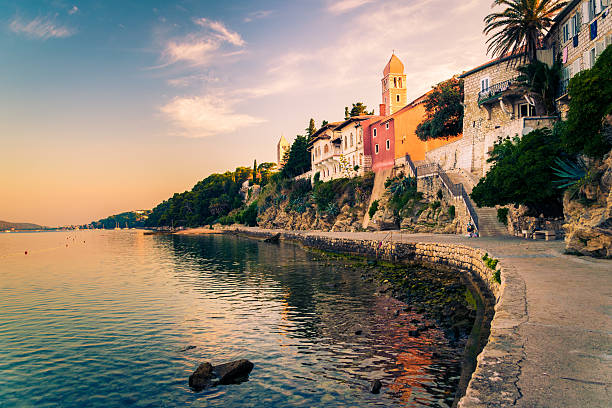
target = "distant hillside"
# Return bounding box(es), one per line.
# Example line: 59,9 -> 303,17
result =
87,210 -> 152,229
0,220 -> 45,230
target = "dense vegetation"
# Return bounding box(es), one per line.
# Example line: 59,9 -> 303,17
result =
416,77 -> 464,141
145,167 -> 253,228
562,46 -> 612,159
471,128 -> 564,215
91,210 -> 151,229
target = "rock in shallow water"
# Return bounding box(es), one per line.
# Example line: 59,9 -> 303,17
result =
215,359 -> 254,385
189,362 -> 213,390
370,379 -> 382,394
188,359 -> 254,391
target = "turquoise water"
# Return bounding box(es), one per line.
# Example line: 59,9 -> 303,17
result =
0,231 -> 462,407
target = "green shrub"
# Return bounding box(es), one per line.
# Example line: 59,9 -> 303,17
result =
429,200 -> 441,210
448,205 -> 455,219
369,200 -> 379,218
497,208 -> 509,225
493,269 -> 501,284
436,189 -> 443,200
325,202 -> 340,216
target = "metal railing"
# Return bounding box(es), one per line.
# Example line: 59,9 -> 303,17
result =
557,78 -> 569,98
415,162 -> 479,230
478,77 -> 518,103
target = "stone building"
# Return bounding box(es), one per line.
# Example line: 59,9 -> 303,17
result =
545,0 -> 611,115
425,54 -> 556,178
307,122 -> 343,182
277,134 -> 290,168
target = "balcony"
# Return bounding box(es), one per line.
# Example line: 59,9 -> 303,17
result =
557,78 -> 570,99
478,77 -> 520,105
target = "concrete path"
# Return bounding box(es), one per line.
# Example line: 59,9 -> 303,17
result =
234,228 -> 612,407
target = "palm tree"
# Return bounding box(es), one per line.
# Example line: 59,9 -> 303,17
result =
484,0 -> 567,63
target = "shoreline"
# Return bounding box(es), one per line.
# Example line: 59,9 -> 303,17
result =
221,227 -> 501,407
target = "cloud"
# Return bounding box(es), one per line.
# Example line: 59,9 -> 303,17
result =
194,18 -> 245,46
68,6 -> 78,15
160,95 -> 265,138
244,10 -> 273,23
327,0 -> 374,14
9,16 -> 74,39
157,18 -> 245,67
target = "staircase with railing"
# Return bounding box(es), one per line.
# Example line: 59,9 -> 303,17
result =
414,162 -> 480,231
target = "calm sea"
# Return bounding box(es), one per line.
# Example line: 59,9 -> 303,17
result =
0,230 -> 462,407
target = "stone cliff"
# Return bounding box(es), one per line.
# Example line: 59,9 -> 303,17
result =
563,150 -> 612,258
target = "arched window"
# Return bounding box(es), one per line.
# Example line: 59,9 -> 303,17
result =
359,128 -> 363,143
398,78 -> 402,88
350,133 -> 354,147
324,145 -> 329,154
393,77 -> 397,88
344,137 -> 347,149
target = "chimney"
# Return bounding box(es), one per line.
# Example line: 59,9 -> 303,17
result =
379,104 -> 386,116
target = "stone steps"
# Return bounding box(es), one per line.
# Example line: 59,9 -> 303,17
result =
475,207 -> 509,237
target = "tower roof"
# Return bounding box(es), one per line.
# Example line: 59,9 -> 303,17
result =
383,53 -> 404,76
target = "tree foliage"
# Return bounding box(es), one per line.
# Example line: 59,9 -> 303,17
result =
416,77 -> 464,141
516,59 -> 562,115
306,118 -> 317,137
281,135 -> 311,178
483,0 -> 567,63
470,128 -> 564,215
145,168 -> 251,227
562,45 -> 612,158
347,102 -> 374,117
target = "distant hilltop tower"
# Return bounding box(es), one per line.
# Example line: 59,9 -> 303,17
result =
381,53 -> 407,115
277,134 -> 290,168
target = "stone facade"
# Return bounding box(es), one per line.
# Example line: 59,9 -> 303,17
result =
426,55 -> 556,178
545,0 -> 612,107
277,135 -> 290,168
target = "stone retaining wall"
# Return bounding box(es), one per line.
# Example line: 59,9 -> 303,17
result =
229,228 -> 520,407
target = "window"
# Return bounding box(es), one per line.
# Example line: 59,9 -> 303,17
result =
393,77 -> 397,88
518,103 -> 536,117
385,122 -> 389,130
324,145 -> 329,154
396,94 -> 400,102
386,139 -> 390,150
480,77 -> 490,92
373,128 -> 377,137
344,136 -> 347,149
375,144 -> 379,154
563,22 -> 570,43
398,78 -> 402,88
571,13 -> 581,37
350,133 -> 354,147
359,128 -> 363,143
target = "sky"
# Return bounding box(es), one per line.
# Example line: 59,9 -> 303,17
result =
0,0 -> 495,226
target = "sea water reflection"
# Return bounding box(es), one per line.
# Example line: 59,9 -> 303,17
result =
0,231 -> 462,407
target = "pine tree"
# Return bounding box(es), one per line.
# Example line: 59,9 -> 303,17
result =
253,159 -> 257,183
306,118 -> 316,137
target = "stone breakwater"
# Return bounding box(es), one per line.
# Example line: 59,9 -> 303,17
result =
229,228 -> 527,408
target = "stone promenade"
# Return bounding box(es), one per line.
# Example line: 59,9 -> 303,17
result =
230,227 -> 611,407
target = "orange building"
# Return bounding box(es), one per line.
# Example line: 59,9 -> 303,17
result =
391,93 -> 462,163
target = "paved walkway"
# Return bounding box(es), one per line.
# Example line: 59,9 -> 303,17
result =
234,228 -> 612,407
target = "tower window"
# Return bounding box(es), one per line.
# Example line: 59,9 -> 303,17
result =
396,94 -> 400,102
394,77 -> 397,88
385,122 -> 389,130
398,78 -> 402,88
386,139 -> 390,150
373,128 -> 377,137
375,144 -> 379,154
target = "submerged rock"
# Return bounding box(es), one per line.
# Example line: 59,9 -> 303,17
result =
179,345 -> 196,352
370,379 -> 382,394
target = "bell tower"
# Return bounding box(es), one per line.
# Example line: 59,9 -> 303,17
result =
381,53 -> 407,115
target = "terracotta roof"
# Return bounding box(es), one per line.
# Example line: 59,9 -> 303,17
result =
383,53 -> 404,76
334,115 -> 378,131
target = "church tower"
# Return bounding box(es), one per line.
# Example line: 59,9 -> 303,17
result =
277,134 -> 290,168
381,53 -> 407,115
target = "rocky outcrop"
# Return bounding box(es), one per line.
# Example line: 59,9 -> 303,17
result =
563,151 -> 612,258
257,201 -> 367,232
